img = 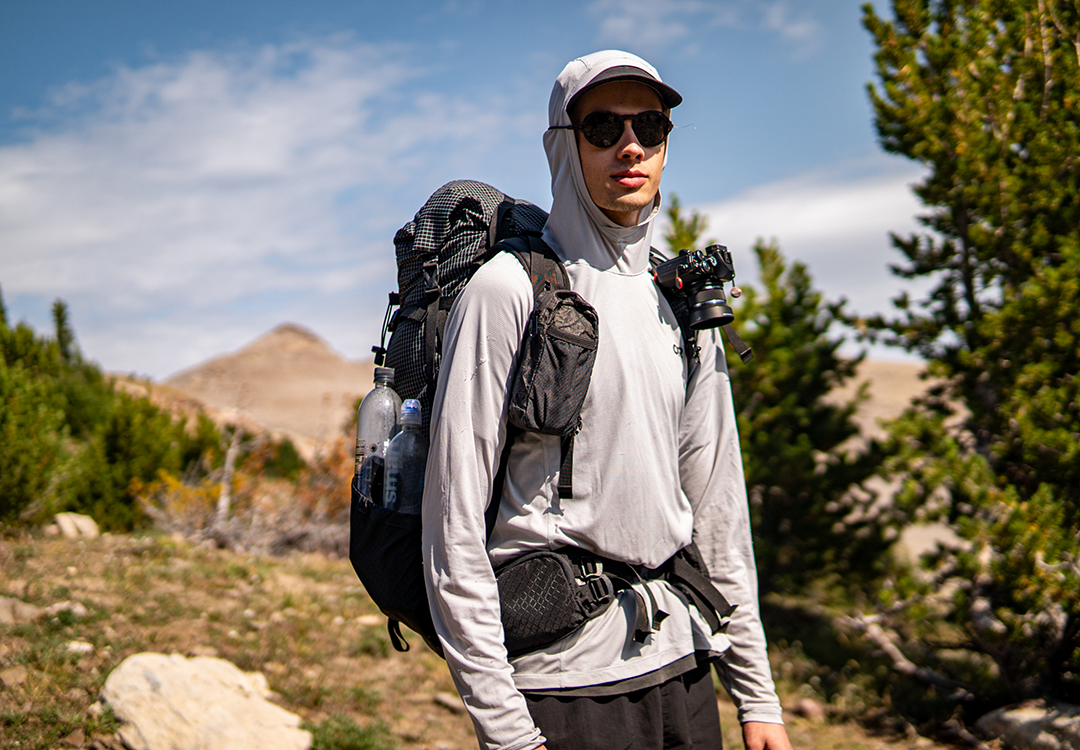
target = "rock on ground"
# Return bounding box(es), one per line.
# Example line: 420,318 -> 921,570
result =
1,665 -> 28,687
54,512 -> 100,539
976,700 -> 1080,750
100,652 -> 311,750
0,596 -> 44,625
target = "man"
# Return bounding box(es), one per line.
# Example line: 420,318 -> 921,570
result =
423,50 -> 793,750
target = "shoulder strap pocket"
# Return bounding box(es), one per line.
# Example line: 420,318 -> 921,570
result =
507,288 -> 598,438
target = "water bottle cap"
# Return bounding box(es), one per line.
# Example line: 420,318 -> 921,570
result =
401,398 -> 422,426
373,366 -> 395,385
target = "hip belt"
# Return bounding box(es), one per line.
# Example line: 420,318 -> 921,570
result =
494,543 -> 737,658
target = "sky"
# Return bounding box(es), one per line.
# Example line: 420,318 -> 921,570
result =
0,0 -> 929,379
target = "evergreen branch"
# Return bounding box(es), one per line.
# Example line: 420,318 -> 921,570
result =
842,613 -> 975,700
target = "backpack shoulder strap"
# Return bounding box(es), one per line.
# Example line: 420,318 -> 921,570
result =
492,234 -> 578,501
496,234 -> 570,294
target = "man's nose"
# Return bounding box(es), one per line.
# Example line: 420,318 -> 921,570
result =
615,121 -> 645,159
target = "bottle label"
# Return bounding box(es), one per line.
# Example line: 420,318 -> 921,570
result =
384,471 -> 398,509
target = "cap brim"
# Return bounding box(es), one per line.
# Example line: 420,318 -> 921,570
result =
569,66 -> 683,110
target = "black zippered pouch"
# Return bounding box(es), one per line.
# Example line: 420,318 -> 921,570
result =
495,549 -> 614,657
507,289 -> 599,437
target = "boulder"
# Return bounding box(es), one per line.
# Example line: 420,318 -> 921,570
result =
1,665 -> 28,687
54,512 -> 100,540
976,700 -> 1080,750
0,596 -> 44,625
46,600 -> 90,619
785,697 -> 826,723
100,652 -> 311,750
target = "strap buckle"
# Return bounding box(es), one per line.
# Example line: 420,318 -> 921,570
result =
576,560 -> 614,614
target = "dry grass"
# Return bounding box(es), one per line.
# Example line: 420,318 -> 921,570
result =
0,533 -> 956,750
0,533 -> 473,750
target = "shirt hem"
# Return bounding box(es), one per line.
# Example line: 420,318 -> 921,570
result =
510,638 -> 696,691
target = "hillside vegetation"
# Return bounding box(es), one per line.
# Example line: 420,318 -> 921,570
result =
0,291 -> 344,543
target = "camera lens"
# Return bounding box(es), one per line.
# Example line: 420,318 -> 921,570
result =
687,285 -> 734,329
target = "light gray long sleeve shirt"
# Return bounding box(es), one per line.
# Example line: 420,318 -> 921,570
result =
421,49 -> 782,750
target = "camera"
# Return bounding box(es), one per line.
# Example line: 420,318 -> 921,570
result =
652,244 -> 740,329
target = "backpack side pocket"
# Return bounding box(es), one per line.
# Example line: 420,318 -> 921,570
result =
348,483 -> 443,656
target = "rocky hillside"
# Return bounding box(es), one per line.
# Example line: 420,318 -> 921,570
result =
149,324 -> 931,459
828,358 -> 932,441
162,324 -> 375,457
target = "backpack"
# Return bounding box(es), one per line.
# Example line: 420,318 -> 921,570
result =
380,180 -> 549,436
350,180 -> 588,655
349,180 -> 748,656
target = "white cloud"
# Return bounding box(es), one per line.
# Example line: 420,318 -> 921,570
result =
661,157 -> 932,357
0,37 -> 539,378
589,0 -> 822,57
589,0 -> 728,50
761,2 -> 823,57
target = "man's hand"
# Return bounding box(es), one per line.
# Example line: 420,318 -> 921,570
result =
742,721 -> 794,750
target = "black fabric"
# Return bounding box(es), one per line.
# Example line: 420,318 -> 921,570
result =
492,543 -> 734,658
350,434 -> 515,658
499,234 -> 591,499
506,287 -> 598,437
524,661 -> 722,750
668,548 -> 736,635
558,434 -> 575,500
348,483 -> 443,656
650,248 -> 700,365
495,549 -> 615,657
720,323 -> 753,363
385,180 -> 548,437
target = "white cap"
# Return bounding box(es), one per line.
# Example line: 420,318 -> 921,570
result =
401,399 -> 422,426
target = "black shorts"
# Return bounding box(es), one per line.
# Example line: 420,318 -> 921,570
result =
523,662 -> 722,750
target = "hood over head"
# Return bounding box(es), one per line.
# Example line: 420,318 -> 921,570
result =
541,50 -> 681,275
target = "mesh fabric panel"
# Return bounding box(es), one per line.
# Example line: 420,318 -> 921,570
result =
385,180 -> 547,437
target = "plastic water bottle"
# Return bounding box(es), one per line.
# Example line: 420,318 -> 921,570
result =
383,399 -> 428,514
354,367 -> 402,504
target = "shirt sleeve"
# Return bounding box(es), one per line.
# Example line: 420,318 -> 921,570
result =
421,255 -> 546,750
678,328 -> 785,725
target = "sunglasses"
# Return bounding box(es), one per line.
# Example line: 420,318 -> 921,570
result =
549,110 -> 673,149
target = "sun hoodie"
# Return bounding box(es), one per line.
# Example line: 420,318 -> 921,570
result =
422,50 -> 783,750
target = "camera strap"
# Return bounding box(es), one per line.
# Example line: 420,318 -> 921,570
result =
721,324 -> 753,363
648,248 -> 754,365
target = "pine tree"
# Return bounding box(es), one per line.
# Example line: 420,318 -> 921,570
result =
0,358 -> 65,523
664,199 -> 887,591
0,298 -> 222,530
52,299 -> 75,364
862,0 -> 1080,702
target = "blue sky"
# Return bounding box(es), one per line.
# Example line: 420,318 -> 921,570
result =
0,0 -> 925,378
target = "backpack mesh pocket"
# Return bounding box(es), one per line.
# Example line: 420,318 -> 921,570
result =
348,483 -> 443,656
508,290 -> 599,436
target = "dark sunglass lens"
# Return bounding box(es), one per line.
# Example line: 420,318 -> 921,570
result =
633,112 -> 670,148
578,111 -> 671,148
581,112 -> 623,148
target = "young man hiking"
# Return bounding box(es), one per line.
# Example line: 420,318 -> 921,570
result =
422,50 -> 793,750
